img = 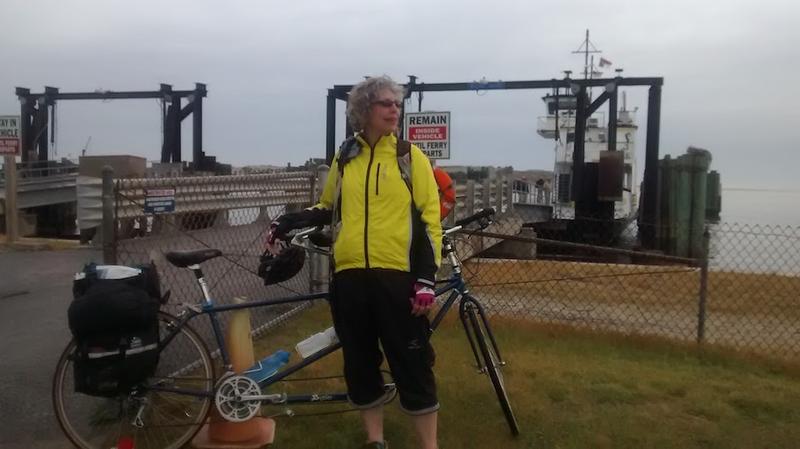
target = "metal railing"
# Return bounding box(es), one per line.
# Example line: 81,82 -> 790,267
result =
115,171 -> 316,219
0,164 -> 79,188
448,178 -> 512,225
512,187 -> 551,206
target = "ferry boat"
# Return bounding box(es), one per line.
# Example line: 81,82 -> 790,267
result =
536,30 -> 639,222
525,31 -> 645,257
536,91 -> 638,220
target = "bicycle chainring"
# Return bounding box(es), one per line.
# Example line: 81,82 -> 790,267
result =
214,374 -> 262,422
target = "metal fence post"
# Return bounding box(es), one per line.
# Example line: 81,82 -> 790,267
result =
101,166 -> 117,264
696,227 -> 710,344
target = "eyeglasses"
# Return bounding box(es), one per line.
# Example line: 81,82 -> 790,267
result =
371,99 -> 403,108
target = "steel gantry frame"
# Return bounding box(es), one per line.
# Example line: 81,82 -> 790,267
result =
15,83 -> 211,170
325,76 -> 663,248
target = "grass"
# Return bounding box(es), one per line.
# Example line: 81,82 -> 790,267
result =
245,302 -> 800,449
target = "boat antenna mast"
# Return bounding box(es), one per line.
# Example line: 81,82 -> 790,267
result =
572,29 -> 602,97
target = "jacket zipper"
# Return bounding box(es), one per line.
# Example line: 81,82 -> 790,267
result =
375,163 -> 381,196
363,145 -> 376,269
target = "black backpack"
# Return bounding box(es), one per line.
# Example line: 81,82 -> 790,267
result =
67,263 -> 162,397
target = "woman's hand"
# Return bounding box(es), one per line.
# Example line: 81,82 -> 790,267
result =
410,282 -> 435,316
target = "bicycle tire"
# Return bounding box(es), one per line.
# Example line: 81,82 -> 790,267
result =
466,307 -> 520,436
53,311 -> 215,449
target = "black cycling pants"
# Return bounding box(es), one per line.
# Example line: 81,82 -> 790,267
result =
330,268 -> 438,415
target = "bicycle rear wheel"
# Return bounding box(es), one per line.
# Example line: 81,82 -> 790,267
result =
53,312 -> 215,449
465,305 -> 520,436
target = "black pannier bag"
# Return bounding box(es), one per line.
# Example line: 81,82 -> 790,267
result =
72,262 -> 162,305
68,263 -> 162,397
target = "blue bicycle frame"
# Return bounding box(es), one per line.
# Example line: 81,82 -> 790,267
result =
152,209 -> 504,405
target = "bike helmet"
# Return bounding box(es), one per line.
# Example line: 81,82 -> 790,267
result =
257,245 -> 306,286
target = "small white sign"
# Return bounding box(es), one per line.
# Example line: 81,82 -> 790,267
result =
0,115 -> 20,156
404,111 -> 450,160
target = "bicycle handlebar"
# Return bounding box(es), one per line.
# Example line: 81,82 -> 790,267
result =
291,226 -> 323,240
290,227 -> 331,256
289,207 -> 495,250
444,208 -> 495,236
454,208 -> 495,227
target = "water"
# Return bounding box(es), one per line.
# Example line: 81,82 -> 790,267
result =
719,189 -> 800,226
710,189 -> 800,275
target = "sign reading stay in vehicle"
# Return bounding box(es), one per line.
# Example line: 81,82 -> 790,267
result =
404,111 -> 450,160
0,115 -> 20,156
144,188 -> 176,214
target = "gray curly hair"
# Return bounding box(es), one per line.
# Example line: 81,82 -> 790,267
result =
346,75 -> 405,131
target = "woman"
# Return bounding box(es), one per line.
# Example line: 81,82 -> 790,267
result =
268,75 -> 442,449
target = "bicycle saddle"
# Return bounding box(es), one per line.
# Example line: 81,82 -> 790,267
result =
165,249 -> 223,268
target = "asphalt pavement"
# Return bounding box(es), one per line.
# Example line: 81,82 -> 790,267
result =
0,247 -> 101,449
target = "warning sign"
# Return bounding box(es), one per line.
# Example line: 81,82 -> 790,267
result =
0,115 -> 20,156
404,112 -> 450,160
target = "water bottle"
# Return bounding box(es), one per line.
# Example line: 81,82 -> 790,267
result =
244,349 -> 290,383
295,326 -> 338,358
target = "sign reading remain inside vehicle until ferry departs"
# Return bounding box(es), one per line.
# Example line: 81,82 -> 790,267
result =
404,111 -> 450,160
0,115 -> 20,156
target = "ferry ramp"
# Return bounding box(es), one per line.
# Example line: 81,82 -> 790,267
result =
0,166 -> 78,214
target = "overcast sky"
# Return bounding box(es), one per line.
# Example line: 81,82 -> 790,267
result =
2,0 -> 798,190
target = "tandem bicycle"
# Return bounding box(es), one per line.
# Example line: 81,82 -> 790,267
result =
52,208 -> 519,449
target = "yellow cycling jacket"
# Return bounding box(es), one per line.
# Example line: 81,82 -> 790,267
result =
313,133 -> 442,283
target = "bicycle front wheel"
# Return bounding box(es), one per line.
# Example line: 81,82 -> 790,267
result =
465,306 -> 520,436
53,312 -> 215,449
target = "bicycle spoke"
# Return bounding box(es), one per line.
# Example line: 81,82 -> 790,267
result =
53,312 -> 215,449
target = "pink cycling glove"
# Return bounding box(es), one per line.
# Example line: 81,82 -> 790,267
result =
410,282 -> 436,316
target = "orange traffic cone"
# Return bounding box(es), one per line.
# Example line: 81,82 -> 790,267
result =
192,298 -> 275,448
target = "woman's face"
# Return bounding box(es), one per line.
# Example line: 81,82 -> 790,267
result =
366,89 -> 402,135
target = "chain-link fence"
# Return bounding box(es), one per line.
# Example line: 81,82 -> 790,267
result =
704,222 -> 800,359
450,215 -> 704,346
456,214 -> 800,364
104,168 -> 799,364
110,171 -> 322,345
